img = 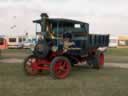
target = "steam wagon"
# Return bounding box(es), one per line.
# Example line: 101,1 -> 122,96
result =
24,13 -> 109,79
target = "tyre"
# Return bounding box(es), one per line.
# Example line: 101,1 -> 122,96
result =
24,55 -> 39,75
87,51 -> 104,69
50,56 -> 71,79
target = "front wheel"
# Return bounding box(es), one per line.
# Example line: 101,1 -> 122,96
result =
24,55 -> 39,75
50,56 -> 71,79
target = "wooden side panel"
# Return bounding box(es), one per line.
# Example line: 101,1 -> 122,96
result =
88,34 -> 109,48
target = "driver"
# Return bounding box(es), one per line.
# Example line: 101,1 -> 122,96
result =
63,33 -> 75,52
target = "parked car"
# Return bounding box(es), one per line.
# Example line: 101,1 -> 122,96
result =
23,39 -> 36,50
23,41 -> 33,48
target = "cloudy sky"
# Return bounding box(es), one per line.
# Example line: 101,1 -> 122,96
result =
0,0 -> 128,36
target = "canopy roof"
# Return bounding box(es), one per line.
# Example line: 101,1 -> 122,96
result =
33,18 -> 88,25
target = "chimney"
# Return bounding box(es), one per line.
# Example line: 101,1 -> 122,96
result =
40,13 -> 49,33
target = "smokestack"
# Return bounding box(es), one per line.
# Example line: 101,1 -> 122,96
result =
40,13 -> 49,33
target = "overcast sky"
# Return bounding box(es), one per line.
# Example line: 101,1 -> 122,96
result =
0,0 -> 128,36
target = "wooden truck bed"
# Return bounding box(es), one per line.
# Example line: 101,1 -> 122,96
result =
88,34 -> 109,48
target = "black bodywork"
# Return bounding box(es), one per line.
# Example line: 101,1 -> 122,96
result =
33,13 -> 109,57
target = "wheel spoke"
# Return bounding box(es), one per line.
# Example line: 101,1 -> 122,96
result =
31,58 -> 36,63
62,61 -> 66,67
54,64 -> 60,71
26,61 -> 31,65
56,69 -> 62,75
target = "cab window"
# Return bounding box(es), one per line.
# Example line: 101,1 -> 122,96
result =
9,38 -> 16,42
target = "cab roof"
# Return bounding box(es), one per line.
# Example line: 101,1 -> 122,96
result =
33,18 -> 88,25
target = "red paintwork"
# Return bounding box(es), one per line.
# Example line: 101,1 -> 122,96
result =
99,53 -> 104,66
30,54 -> 71,78
31,52 -> 58,71
0,38 -> 8,49
31,58 -> 50,70
53,59 -> 71,79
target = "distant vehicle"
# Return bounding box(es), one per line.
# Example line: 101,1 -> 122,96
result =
118,35 -> 128,47
23,39 -> 36,49
109,36 -> 118,48
0,35 -> 8,49
24,13 -> 109,79
23,41 -> 32,48
7,36 -> 25,48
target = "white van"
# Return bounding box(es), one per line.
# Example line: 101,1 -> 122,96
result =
109,36 -> 118,48
7,36 -> 25,48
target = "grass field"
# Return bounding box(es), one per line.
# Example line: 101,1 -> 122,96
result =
106,48 -> 128,56
105,48 -> 128,63
1,63 -> 128,96
0,48 -> 128,96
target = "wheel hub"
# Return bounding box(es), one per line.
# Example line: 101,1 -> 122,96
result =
53,59 -> 71,78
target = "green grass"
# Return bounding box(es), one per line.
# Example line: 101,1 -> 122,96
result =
2,49 -> 32,54
0,63 -> 128,96
105,48 -> 128,63
0,49 -> 32,59
0,49 -> 128,96
105,55 -> 128,63
105,48 -> 128,56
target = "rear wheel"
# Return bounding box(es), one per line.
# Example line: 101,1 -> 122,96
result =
50,56 -> 71,79
94,52 -> 104,69
87,51 -> 104,69
24,55 -> 39,75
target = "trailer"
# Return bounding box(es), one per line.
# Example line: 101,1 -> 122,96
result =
24,13 -> 109,79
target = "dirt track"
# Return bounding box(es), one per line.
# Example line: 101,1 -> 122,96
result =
105,63 -> 128,69
0,58 -> 23,63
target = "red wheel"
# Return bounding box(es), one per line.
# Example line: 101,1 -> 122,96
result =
24,55 -> 39,75
99,53 -> 104,67
50,56 -> 71,79
87,51 -> 104,69
95,52 -> 104,69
